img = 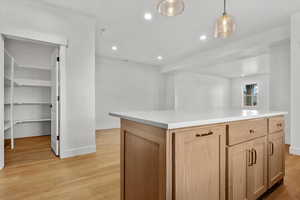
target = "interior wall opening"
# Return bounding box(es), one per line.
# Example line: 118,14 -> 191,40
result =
3,36 -> 60,167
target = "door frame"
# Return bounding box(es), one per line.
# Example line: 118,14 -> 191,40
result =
0,31 -> 68,169
0,34 -> 4,169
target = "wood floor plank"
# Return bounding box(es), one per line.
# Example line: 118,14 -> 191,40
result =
0,129 -> 299,200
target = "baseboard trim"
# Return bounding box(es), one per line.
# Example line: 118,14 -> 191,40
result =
60,145 -> 96,159
289,146 -> 300,155
96,128 -> 119,134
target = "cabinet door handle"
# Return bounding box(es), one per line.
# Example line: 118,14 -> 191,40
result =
249,129 -> 255,134
248,150 -> 253,166
253,149 -> 257,165
195,131 -> 213,137
270,142 -> 274,156
251,149 -> 254,166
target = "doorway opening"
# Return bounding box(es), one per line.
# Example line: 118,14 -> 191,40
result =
2,35 -> 61,167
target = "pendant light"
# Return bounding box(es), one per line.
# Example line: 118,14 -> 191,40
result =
157,0 -> 185,17
215,0 -> 236,38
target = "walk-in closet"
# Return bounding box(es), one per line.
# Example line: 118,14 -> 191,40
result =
3,36 -> 60,166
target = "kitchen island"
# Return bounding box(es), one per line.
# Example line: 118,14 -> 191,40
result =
110,110 -> 287,200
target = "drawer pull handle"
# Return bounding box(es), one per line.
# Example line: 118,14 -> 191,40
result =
249,129 -> 255,134
195,131 -> 213,137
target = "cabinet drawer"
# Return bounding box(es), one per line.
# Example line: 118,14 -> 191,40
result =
177,125 -> 226,142
269,116 -> 284,134
228,119 -> 267,146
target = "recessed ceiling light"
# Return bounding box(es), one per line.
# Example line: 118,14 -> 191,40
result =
200,35 -> 207,41
112,46 -> 118,51
157,56 -> 163,60
144,12 -> 153,21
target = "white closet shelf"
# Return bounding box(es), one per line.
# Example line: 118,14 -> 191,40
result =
15,119 -> 51,124
5,102 -> 51,106
15,78 -> 51,87
4,76 -> 51,87
17,64 -> 51,71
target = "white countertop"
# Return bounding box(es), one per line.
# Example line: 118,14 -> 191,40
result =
109,110 -> 288,129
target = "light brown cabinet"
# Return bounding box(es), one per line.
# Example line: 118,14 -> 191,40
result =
268,131 -> 285,188
227,137 -> 268,200
227,141 -> 251,200
249,137 -> 268,199
121,119 -> 167,200
174,125 -> 226,200
120,116 -> 285,200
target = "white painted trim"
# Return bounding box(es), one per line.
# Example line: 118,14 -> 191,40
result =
96,125 -> 120,130
59,45 -> 67,158
0,34 -> 4,170
2,31 -> 68,47
60,145 -> 96,159
289,146 -> 300,156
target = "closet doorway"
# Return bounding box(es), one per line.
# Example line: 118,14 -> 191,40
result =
1,35 -> 63,167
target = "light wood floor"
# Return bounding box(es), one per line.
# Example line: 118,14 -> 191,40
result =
0,129 -> 299,200
0,130 -> 120,200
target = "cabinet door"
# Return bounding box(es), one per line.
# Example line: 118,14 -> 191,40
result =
174,126 -> 226,200
269,132 -> 284,187
249,137 -> 268,199
121,119 -> 168,200
227,141 -> 252,200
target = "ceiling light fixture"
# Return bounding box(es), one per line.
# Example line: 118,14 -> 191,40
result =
112,46 -> 118,51
144,12 -> 153,21
215,0 -> 236,38
157,56 -> 163,60
157,0 -> 185,17
200,35 -> 207,41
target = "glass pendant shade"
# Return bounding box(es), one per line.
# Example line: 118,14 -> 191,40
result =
215,13 -> 236,38
157,0 -> 185,17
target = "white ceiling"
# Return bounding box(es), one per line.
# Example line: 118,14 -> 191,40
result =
30,0 -> 300,66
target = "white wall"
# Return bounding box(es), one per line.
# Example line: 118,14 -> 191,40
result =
290,13 -> 300,155
230,42 -> 291,143
95,57 -> 164,129
269,41 -> 291,144
231,74 -> 270,110
168,72 -> 232,111
0,0 -> 96,160
163,73 -> 176,110
5,38 -> 55,69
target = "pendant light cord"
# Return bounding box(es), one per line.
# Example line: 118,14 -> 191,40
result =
223,0 -> 227,15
